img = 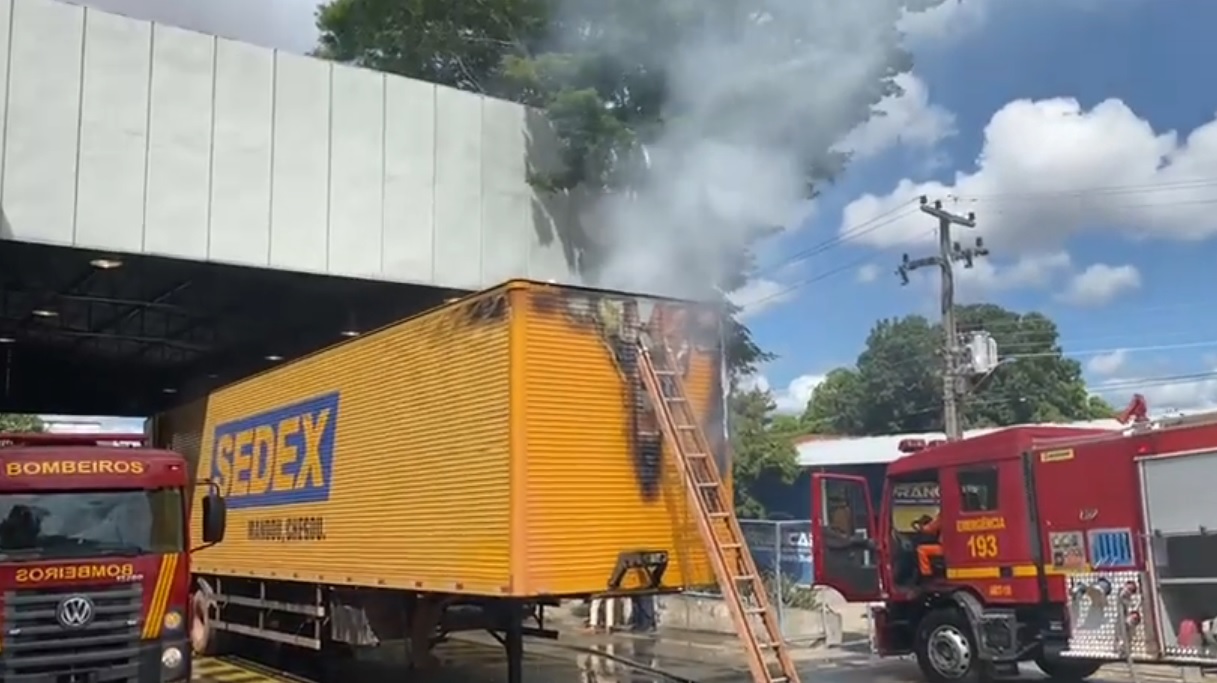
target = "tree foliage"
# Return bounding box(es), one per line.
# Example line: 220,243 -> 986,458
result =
313,0 -> 948,514
0,414 -> 44,433
730,389 -> 799,518
802,304 -> 1116,436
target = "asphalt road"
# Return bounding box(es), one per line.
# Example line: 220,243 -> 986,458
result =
193,637 -> 1192,683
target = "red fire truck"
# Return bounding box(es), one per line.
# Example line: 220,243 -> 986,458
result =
811,406 -> 1217,682
0,432 -> 225,682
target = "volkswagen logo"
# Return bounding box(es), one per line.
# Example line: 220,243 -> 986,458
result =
56,595 -> 95,629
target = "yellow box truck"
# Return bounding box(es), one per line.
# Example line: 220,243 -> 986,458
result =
153,280 -> 729,679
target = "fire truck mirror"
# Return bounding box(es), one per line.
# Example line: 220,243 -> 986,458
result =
202,494 -> 228,544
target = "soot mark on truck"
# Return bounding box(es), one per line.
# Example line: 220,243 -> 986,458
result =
247,516 -> 326,542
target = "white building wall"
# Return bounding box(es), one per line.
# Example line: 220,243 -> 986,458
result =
0,0 -> 580,289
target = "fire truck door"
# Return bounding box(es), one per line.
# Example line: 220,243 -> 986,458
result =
940,459 -> 1035,601
810,473 -> 881,602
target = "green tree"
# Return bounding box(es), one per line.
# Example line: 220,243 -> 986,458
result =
803,305 -> 1115,436
955,305 -> 1115,427
769,413 -> 804,438
0,414 -> 44,433
800,367 -> 863,435
730,389 -> 799,518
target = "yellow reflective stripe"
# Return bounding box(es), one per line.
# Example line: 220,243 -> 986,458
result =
946,564 -> 1041,580
141,555 -> 170,638
143,554 -> 178,639
947,567 -> 1001,579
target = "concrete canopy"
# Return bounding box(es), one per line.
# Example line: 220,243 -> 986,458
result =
0,0 -> 588,416
0,241 -> 463,415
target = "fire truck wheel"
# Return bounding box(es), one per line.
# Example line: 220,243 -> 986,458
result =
915,608 -> 981,683
1034,653 -> 1103,681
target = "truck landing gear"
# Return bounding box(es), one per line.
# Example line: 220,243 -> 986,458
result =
486,602 -> 526,683
916,608 -> 981,683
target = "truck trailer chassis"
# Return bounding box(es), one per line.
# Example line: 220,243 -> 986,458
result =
190,551 -> 677,680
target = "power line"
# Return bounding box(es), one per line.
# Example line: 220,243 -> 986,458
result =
735,175 -> 1217,317
753,201 -> 918,277
953,176 -> 1217,202
1005,339 -> 1217,361
798,371 -> 1217,431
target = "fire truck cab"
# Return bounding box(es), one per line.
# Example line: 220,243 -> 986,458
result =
810,423 -> 1145,682
0,432 -> 227,682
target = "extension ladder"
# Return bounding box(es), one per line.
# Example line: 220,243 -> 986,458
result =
636,342 -> 801,683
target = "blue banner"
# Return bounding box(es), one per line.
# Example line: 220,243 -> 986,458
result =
743,522 -> 814,587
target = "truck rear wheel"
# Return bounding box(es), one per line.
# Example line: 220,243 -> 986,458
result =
915,608 -> 982,683
1034,652 -> 1103,681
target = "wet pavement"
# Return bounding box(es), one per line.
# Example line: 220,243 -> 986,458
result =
193,630 -> 1194,683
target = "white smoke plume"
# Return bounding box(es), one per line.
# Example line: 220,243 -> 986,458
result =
559,0 -> 949,299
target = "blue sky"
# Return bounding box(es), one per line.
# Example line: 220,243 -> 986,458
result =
738,0 -> 1217,416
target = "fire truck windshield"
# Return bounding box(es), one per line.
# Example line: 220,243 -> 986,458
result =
0,489 -> 183,561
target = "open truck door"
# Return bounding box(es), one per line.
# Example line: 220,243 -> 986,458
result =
811,473 -> 882,602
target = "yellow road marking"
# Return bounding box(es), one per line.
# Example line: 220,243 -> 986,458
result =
193,657 -> 293,683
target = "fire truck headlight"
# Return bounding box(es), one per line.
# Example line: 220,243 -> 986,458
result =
161,646 -> 183,669
163,610 -> 183,631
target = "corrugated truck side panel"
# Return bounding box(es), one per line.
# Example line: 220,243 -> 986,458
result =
150,397 -> 209,487
516,284 -> 725,595
188,287 -> 515,595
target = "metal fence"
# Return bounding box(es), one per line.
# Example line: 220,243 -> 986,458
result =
737,519 -> 825,643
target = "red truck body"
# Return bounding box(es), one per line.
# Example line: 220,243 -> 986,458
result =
0,433 -> 195,682
810,414 -> 1217,682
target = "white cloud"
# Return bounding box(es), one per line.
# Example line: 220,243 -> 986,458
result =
857,263 -> 882,283
729,278 -> 792,319
954,250 -> 1073,298
1087,349 -> 1128,376
741,373 -> 826,414
1057,264 -> 1141,307
72,0 -> 319,53
835,74 -> 957,160
898,0 -> 993,44
839,97 -> 1217,254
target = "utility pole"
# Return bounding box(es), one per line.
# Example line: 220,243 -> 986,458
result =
896,196 -> 988,441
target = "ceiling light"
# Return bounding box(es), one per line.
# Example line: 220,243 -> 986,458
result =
162,387 -> 177,394
339,330 -> 359,338
89,257 -> 123,270
0,336 -> 14,344
31,309 -> 57,318
265,354 -> 283,362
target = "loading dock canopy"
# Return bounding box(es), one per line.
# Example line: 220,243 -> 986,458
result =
0,241 -> 461,416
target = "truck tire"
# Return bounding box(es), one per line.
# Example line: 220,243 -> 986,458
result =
1034,652 -> 1103,681
915,608 -> 982,683
190,590 -> 228,657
